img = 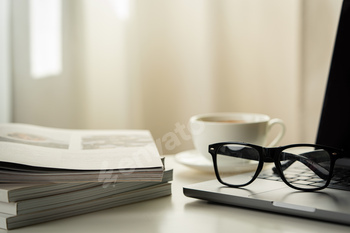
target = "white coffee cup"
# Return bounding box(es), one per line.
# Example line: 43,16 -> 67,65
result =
189,112 -> 286,161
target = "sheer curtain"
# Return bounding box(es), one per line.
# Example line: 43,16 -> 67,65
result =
10,0 -> 341,154
72,0 -> 341,154
0,0 -> 11,123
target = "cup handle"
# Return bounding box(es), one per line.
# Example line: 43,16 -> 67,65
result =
266,118 -> 286,147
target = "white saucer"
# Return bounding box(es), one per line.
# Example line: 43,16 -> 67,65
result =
175,150 -> 258,173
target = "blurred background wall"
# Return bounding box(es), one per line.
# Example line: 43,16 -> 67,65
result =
2,0 -> 343,154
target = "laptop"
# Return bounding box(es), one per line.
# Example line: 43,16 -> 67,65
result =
183,0 -> 350,226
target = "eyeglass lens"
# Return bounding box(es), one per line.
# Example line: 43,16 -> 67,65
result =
278,146 -> 331,190
216,144 -> 260,186
215,144 -> 332,190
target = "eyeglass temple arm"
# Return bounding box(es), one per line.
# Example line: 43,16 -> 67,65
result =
273,150 -> 329,180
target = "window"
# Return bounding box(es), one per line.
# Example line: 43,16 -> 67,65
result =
110,0 -> 130,20
29,0 -> 62,79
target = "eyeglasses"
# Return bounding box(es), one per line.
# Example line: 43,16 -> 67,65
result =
209,142 -> 345,191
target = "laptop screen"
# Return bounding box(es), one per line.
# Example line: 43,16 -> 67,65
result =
316,0 -> 350,153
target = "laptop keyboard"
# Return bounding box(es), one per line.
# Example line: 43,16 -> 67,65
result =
258,167 -> 350,191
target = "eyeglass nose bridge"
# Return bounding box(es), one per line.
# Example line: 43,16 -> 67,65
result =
262,147 -> 276,163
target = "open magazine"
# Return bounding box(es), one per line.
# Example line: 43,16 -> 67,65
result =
0,124 -> 164,183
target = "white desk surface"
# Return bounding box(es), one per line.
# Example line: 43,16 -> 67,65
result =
3,155 -> 350,233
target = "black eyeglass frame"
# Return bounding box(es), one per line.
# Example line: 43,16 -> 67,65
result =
209,142 -> 345,191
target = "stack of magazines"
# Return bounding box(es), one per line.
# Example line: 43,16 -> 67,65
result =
0,123 -> 172,230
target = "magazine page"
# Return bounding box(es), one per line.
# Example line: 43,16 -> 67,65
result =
0,124 -> 163,170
